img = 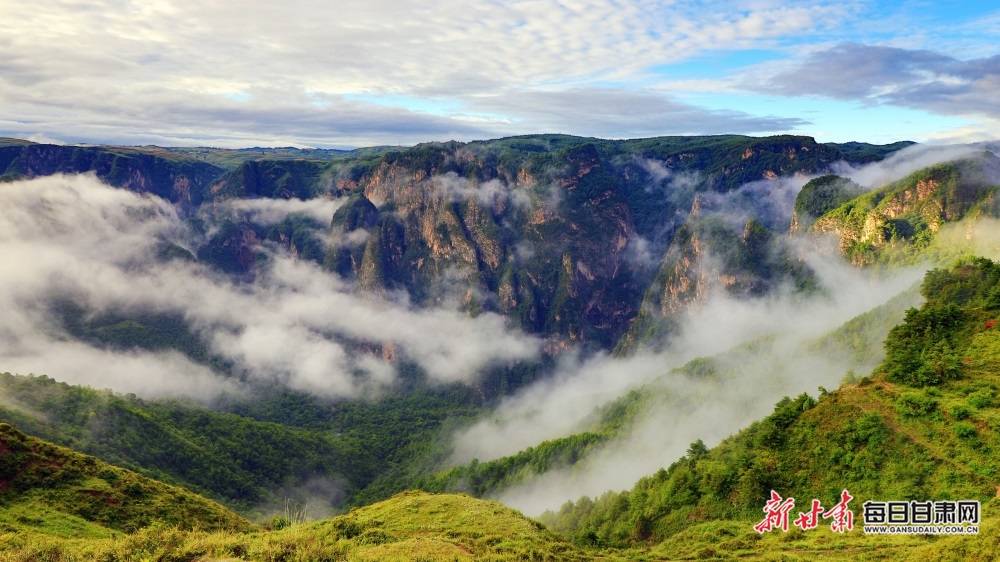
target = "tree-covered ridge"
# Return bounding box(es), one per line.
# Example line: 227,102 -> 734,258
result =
0,423 -> 248,537
413,389 -> 647,499
0,372 -> 486,514
543,258 -> 1000,548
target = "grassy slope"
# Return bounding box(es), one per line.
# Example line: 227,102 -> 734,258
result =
4,489 -> 995,561
543,259 -> 1000,551
0,424 -> 248,539
0,491 -> 594,562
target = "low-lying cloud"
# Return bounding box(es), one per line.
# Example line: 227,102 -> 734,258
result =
215,197 -> 345,225
431,173 -> 531,209
0,174 -> 540,401
457,243 -> 925,513
831,142 -> 984,188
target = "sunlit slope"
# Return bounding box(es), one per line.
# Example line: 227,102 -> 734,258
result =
1,491 -> 594,562
544,258 -> 1000,548
811,154 -> 1000,265
0,423 -> 248,539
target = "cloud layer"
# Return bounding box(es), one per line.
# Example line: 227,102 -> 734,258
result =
0,0 -> 844,146
0,174 -> 539,400
761,43 -> 1000,121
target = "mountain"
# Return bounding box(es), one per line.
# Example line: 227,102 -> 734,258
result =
312,135 -> 902,350
0,423 -> 248,538
543,258 -> 1000,549
6,134 -> 1000,561
1,134 -> 909,351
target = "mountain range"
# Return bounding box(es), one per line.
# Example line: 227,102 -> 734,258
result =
1,133 -> 999,561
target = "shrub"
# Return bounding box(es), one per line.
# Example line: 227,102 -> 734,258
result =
954,422 -> 977,440
896,391 -> 938,417
967,389 -> 994,409
948,404 -> 972,420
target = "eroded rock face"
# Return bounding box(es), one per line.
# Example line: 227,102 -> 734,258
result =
319,137 -> 852,350
810,155 -> 1000,266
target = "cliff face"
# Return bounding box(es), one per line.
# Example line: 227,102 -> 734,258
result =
618,208 -> 816,352
316,136 -> 860,349
0,134 -> 909,351
811,154 -> 1000,265
0,144 -> 223,206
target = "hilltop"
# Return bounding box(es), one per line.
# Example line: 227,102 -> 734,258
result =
0,423 -> 247,539
3,488 -> 594,561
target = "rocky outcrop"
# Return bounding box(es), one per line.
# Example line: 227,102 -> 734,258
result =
811,154 -> 1000,265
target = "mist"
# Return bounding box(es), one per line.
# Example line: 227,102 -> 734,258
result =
0,174 -> 540,401
831,142 -> 983,188
430,172 -> 531,209
215,196 -> 345,225
444,143 -> 989,513
470,244 -> 924,514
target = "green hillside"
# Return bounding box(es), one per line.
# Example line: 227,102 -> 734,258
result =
0,423 -> 248,539
790,174 -> 861,233
544,258 -> 1000,549
0,373 -> 482,514
812,155 -> 1000,265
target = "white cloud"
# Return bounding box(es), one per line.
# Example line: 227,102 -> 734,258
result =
0,174 -> 540,400
458,244 -> 926,513
830,142 -> 983,188
215,197 -> 344,225
0,1 -> 846,146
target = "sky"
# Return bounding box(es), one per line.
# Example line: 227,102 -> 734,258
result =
0,0 -> 997,148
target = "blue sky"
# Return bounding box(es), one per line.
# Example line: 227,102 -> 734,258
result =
0,0 -> 997,147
